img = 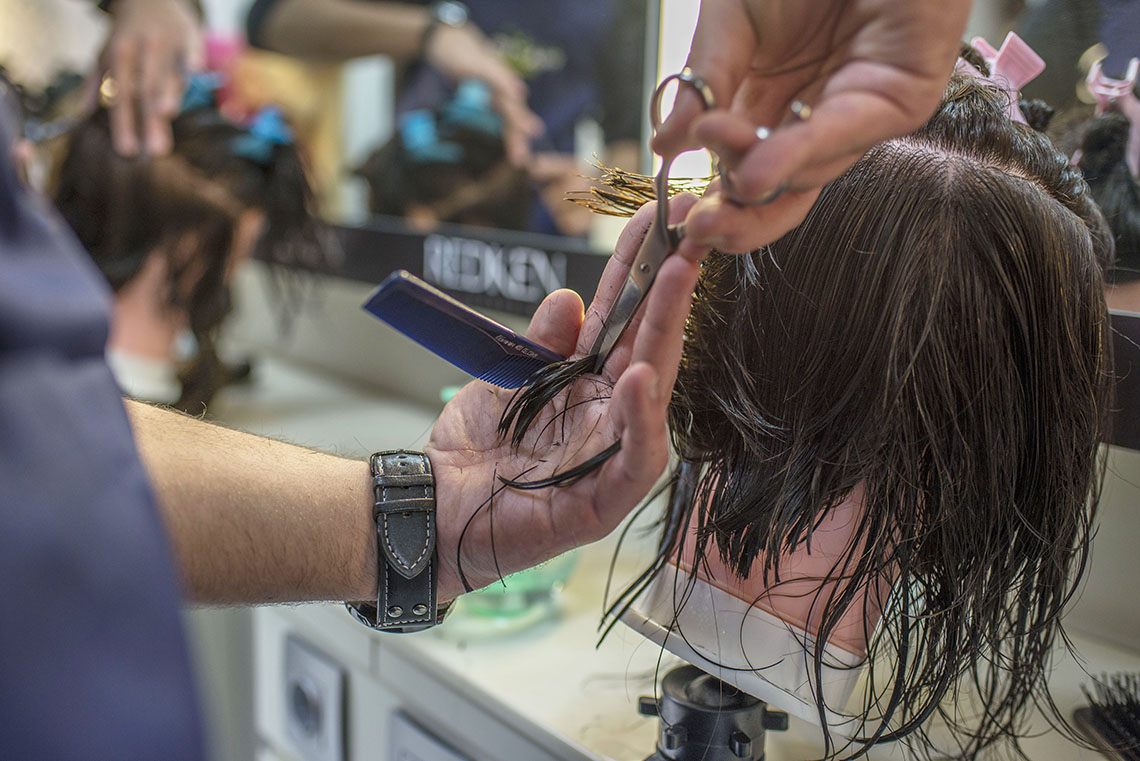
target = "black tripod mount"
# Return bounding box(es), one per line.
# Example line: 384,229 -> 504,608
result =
639,665 -> 788,761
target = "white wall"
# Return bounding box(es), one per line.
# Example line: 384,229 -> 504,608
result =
0,0 -> 105,88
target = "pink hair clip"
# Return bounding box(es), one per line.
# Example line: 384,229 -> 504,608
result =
955,32 -> 1046,124
1087,57 -> 1140,177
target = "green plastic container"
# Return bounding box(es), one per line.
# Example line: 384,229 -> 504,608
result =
462,550 -> 578,620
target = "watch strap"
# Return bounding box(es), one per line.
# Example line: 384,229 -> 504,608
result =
346,450 -> 440,632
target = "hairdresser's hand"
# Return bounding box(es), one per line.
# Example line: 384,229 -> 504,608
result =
656,0 -> 971,253
425,24 -> 543,165
427,195 -> 704,601
99,0 -> 203,156
530,152 -> 595,236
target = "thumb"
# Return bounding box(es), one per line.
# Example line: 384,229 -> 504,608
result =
524,289 -> 585,358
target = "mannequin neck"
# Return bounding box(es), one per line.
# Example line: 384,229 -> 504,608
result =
108,251 -> 186,361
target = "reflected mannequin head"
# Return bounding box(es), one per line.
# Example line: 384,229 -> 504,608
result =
54,103 -> 321,410
614,77 -> 1114,758
1076,112 -> 1140,309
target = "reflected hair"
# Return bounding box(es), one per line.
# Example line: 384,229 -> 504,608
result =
1076,113 -> 1140,283
587,78 -> 1111,759
53,105 -> 323,411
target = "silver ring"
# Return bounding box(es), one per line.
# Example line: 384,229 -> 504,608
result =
719,100 -> 810,205
650,67 -> 716,129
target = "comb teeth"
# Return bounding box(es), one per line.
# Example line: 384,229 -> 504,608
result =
478,354 -> 552,389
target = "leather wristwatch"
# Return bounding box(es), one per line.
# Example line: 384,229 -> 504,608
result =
346,451 -> 449,633
420,0 -> 470,55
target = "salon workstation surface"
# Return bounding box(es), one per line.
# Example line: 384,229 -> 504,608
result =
207,344 -> 1140,761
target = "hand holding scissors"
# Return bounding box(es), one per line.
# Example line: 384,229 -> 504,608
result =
589,69 -> 715,372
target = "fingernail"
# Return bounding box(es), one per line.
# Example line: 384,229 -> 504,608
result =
647,368 -> 661,401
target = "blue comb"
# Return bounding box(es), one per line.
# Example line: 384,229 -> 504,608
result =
362,270 -> 565,389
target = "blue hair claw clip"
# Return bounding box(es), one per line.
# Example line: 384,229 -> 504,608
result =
400,109 -> 463,163
180,72 -> 224,113
231,106 -> 294,165
441,79 -> 502,137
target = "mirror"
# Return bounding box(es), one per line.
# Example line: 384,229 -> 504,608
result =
229,0 -> 660,257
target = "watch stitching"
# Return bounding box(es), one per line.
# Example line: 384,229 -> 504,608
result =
379,454 -> 433,625
380,483 -> 433,571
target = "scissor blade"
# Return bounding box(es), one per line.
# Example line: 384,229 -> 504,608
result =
589,209 -> 685,373
589,277 -> 648,373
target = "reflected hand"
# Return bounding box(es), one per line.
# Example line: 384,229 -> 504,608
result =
427,195 -> 704,601
655,0 -> 971,253
529,152 -> 595,236
425,24 -> 544,166
99,0 -> 203,156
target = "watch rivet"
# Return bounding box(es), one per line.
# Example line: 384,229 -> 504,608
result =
387,606 -> 403,618
412,604 -> 427,616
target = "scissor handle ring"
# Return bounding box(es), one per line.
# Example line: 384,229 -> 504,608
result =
650,67 -> 716,130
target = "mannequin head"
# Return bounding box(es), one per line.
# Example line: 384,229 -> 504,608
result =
612,77 -> 1113,758
54,102 -> 321,410
1076,113 -> 1140,308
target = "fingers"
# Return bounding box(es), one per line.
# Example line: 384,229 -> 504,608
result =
139,33 -> 176,156
101,0 -> 201,157
652,0 -> 757,159
578,193 -> 700,358
528,152 -> 579,183
696,71 -> 945,204
108,38 -> 141,156
576,201 -> 657,355
684,181 -> 820,252
680,77 -> 944,251
524,288 -> 585,358
595,253 -> 702,530
592,361 -> 669,531
492,83 -> 543,166
626,254 -> 701,398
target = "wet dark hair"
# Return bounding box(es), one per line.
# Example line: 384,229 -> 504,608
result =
1076,113 -> 1140,284
356,134 -> 531,231
503,76 -> 1114,758
53,104 -> 323,411
355,91 -> 531,231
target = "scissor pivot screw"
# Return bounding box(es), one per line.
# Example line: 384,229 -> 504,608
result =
639,263 -> 651,272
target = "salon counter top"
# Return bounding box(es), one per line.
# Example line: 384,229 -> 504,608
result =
211,355 -> 1140,761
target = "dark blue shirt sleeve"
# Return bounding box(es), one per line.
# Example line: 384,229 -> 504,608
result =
0,95 -> 204,760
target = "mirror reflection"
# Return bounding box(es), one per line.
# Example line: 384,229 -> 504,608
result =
970,0 -> 1140,310
239,0 -> 655,247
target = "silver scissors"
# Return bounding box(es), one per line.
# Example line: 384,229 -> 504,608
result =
589,68 -> 715,372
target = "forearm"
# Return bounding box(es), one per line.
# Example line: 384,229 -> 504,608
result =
125,400 -> 376,605
99,0 -> 204,21
254,0 -> 432,61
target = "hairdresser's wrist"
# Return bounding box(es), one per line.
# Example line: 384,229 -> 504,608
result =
419,0 -> 471,60
426,452 -> 509,604
99,0 -> 204,22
